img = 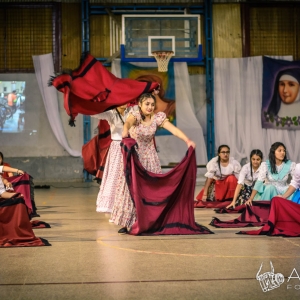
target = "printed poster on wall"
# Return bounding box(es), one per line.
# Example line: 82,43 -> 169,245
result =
262,56 -> 300,130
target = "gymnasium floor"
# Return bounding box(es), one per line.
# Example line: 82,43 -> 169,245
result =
1,183 -> 300,300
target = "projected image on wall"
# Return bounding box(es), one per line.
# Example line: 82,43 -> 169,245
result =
0,81 -> 26,133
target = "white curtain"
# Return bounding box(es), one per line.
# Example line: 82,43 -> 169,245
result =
214,55 -> 300,163
32,53 -> 81,157
112,60 -> 208,165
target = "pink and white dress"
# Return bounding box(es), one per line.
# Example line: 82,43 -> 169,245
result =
110,110 -> 167,228
92,108 -> 131,213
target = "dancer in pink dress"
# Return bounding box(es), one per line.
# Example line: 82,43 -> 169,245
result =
110,93 -> 196,234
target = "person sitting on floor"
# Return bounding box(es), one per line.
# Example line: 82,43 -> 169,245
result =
194,144 -> 241,207
0,165 -> 24,199
226,149 -> 263,209
275,163 -> 300,204
245,142 -> 296,206
0,151 -> 39,217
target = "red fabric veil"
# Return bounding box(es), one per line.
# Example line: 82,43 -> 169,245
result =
121,138 -> 213,236
49,54 -> 160,125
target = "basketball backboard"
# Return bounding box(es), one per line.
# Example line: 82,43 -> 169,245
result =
121,14 -> 202,62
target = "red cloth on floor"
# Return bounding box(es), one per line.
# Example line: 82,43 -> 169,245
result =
6,173 -> 32,210
121,138 -> 213,236
49,54 -> 160,125
31,220 -> 51,229
210,201 -> 270,228
196,175 -> 238,202
82,120 -> 112,180
194,200 -> 232,209
238,197 -> 300,236
0,197 -> 50,247
214,204 -> 246,214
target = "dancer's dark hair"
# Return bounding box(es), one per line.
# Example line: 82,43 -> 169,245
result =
268,142 -> 288,174
0,152 -> 3,165
249,149 -> 263,180
217,145 -> 230,178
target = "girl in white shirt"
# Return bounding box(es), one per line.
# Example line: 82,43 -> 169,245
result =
92,105 -> 132,214
226,149 -> 263,208
194,145 -> 241,206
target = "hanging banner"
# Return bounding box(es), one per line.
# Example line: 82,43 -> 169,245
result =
121,61 -> 176,135
262,56 -> 300,130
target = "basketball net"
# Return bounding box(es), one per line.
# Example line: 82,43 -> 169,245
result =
152,51 -> 174,72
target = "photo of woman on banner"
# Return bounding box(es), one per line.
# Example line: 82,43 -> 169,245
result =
267,68 -> 300,118
262,56 -> 300,129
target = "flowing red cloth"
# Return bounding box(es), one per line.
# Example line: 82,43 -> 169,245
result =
238,197 -> 300,236
195,175 -> 237,205
121,138 -> 213,235
6,173 -> 32,210
82,120 -> 112,182
49,54 -> 159,125
0,197 -> 50,247
210,201 -> 270,228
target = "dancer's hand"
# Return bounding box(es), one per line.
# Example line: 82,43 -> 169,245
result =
5,182 -> 14,191
245,198 -> 253,206
16,169 -> 24,175
202,195 -> 207,202
226,201 -> 235,209
186,139 -> 196,149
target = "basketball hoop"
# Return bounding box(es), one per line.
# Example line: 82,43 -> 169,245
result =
152,51 -> 174,72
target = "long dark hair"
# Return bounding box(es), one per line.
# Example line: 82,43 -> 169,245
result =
0,152 -> 3,165
138,93 -> 156,121
217,145 -> 230,178
249,149 -> 263,180
268,142 -> 288,174
267,68 -> 300,116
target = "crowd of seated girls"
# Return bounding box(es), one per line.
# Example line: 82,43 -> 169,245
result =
195,142 -> 300,207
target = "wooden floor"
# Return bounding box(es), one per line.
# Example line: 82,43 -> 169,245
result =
0,183 -> 300,300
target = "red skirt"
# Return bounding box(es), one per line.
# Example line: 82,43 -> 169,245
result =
196,175 -> 238,201
0,197 -> 50,247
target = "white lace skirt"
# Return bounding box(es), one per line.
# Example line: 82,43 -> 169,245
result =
96,141 -> 123,213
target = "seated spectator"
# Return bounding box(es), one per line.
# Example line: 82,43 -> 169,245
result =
0,151 -> 39,217
226,149 -> 263,209
245,142 -> 296,206
194,145 -> 241,207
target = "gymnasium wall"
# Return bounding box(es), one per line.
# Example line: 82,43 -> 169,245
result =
1,2 -> 300,181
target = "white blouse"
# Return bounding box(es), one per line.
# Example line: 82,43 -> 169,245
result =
290,163 -> 300,189
237,163 -> 260,186
257,161 -> 296,194
92,107 -> 133,141
205,156 -> 241,180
